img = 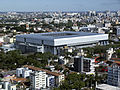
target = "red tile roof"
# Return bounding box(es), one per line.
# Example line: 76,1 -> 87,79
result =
111,58 -> 120,61
114,61 -> 120,65
23,65 -> 63,77
12,78 -> 27,82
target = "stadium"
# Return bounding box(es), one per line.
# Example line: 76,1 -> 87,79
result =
15,31 -> 108,55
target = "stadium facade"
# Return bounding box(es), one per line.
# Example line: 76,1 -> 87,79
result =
15,31 -> 108,55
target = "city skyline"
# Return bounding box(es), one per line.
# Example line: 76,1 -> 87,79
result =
0,0 -> 120,12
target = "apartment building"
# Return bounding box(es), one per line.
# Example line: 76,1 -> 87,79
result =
24,65 -> 65,86
30,71 -> 46,90
46,75 -> 55,87
0,81 -> 16,90
74,56 -> 95,74
107,62 -> 120,86
16,67 -> 32,78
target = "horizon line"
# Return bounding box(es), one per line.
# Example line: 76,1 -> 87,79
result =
0,10 -> 119,13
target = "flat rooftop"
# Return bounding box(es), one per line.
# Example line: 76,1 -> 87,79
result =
96,84 -> 120,90
17,31 -> 105,40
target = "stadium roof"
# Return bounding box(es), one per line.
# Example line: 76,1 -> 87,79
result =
16,31 -> 105,40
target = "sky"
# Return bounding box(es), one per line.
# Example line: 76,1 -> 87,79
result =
0,0 -> 120,12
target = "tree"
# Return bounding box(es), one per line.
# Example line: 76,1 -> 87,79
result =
116,49 -> 120,58
60,73 -> 85,89
63,69 -> 69,76
55,65 -> 63,71
0,50 -> 45,70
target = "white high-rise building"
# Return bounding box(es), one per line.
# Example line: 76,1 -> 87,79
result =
106,48 -> 114,60
24,65 -> 65,87
16,67 -> 32,78
22,68 -> 32,78
16,68 -> 24,77
30,71 -> 46,90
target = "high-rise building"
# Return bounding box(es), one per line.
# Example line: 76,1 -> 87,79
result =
74,56 -> 84,72
16,68 -> 24,77
16,67 -> 32,78
22,68 -> 32,78
46,75 -> 55,87
30,71 -> 46,90
24,65 -> 65,87
107,62 -> 120,86
74,56 -> 95,74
